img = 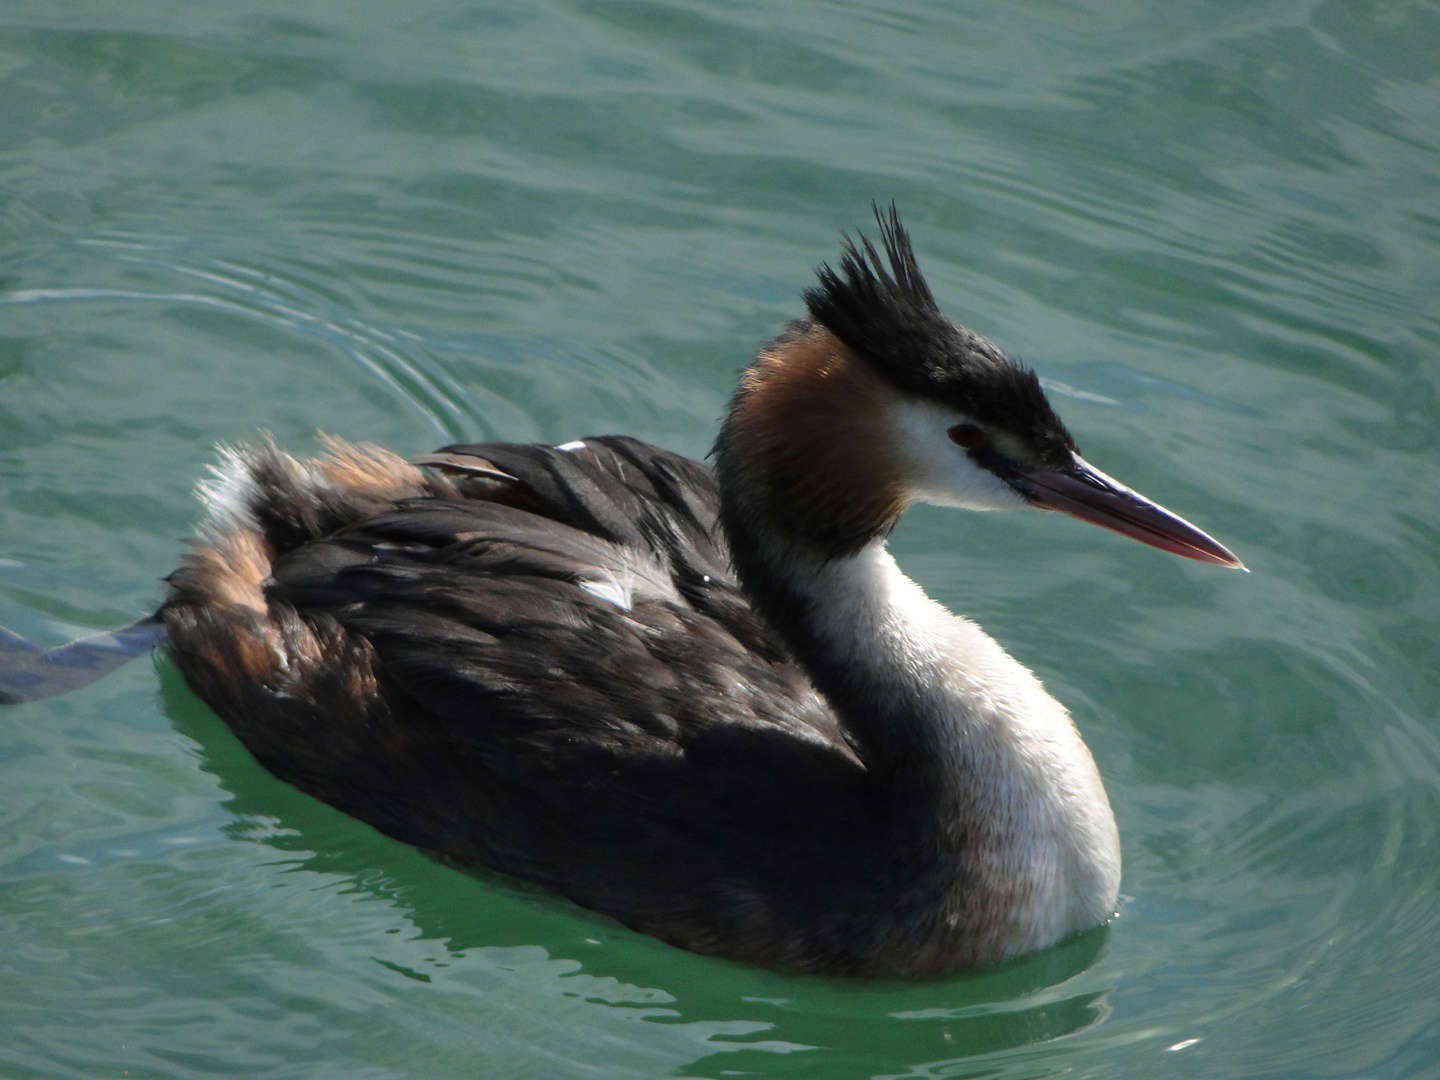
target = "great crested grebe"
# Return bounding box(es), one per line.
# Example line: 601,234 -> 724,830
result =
0,210 -> 1242,974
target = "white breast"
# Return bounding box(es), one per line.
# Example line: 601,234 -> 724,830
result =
806,544 -> 1122,954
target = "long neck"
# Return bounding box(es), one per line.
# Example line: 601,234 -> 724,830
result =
728,516 -> 1094,809
715,440 -> 1121,964
712,331 -> 1121,963
734,516 -> 1120,961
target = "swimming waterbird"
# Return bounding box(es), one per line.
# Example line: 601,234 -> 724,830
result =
0,210 -> 1242,974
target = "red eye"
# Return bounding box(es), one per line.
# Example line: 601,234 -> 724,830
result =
947,424 -> 985,449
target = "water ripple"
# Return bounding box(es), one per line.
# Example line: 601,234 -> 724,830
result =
2,233 -> 482,442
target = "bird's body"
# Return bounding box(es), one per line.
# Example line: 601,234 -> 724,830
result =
162,427 -> 1117,974
4,211 -> 1242,974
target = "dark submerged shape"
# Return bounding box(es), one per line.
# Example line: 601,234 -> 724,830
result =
2,212 -> 1242,975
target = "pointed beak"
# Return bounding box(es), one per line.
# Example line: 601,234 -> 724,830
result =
1012,455 -> 1246,570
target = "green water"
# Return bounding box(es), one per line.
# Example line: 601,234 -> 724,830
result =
1,2 -> 1437,1076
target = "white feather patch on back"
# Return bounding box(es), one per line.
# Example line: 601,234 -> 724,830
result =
578,574 -> 634,610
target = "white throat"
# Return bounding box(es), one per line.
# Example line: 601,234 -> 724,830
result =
798,542 -> 1122,959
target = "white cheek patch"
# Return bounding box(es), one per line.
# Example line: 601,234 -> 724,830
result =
883,399 -> 1027,512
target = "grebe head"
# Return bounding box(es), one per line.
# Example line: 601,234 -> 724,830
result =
717,207 -> 1243,569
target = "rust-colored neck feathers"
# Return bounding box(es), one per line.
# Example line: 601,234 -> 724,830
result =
718,321 -> 911,560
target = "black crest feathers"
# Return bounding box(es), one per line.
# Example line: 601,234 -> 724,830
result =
803,205 -> 1077,463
